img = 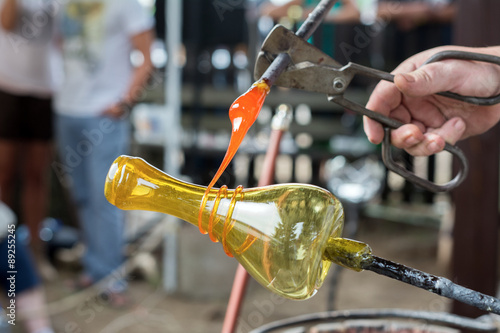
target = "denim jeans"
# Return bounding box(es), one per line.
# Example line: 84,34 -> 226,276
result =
55,114 -> 130,290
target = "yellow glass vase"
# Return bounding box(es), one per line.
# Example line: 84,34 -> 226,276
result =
105,155 -> 344,300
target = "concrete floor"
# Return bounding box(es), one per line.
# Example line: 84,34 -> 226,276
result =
10,216 -> 460,333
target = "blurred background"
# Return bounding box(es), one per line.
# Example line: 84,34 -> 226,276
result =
6,0 -> 500,332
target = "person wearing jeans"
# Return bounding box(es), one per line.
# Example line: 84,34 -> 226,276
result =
53,0 -> 154,306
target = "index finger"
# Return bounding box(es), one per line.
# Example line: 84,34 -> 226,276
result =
364,79 -> 403,144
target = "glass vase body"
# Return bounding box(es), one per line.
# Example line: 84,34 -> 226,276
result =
105,156 -> 344,300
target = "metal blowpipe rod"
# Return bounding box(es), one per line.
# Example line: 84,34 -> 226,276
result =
364,256 -> 500,314
324,238 -> 500,314
259,0 -> 339,85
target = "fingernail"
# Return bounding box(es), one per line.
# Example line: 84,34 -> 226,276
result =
400,73 -> 416,83
427,141 -> 440,153
404,134 -> 419,146
453,118 -> 465,131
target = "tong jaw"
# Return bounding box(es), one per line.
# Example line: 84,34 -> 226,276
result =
255,25 -> 344,95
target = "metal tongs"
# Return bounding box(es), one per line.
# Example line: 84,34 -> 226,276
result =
255,24 -> 500,193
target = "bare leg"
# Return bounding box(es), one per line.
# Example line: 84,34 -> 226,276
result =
0,139 -> 19,207
22,140 -> 57,280
21,141 -> 52,248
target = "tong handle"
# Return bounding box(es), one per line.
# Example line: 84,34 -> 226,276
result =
345,50 -> 500,106
329,95 -> 469,192
423,50 -> 500,106
381,128 -> 469,192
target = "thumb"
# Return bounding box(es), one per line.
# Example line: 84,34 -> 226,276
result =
393,70 -> 435,96
393,62 -> 460,97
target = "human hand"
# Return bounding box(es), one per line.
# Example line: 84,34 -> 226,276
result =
363,45 -> 500,156
101,101 -> 131,119
1,0 -> 20,31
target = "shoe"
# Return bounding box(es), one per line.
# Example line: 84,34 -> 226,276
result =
99,291 -> 131,309
66,274 -> 93,292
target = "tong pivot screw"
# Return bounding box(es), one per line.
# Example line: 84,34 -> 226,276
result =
333,78 -> 346,92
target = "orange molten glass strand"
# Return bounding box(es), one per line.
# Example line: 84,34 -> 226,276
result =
207,185 -> 227,243
222,185 -> 244,256
198,79 -> 271,240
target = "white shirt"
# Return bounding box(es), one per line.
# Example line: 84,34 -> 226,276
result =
0,0 -> 61,97
54,0 -> 154,117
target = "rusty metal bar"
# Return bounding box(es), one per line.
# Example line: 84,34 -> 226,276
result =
365,256 -> 500,315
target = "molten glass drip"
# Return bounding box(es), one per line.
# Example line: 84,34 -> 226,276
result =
198,80 -> 271,241
105,155 -> 344,300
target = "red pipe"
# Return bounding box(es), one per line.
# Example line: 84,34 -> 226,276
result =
221,264 -> 251,333
221,128 -> 285,333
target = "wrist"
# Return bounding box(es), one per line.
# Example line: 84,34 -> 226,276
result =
112,100 -> 133,119
118,99 -> 134,111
